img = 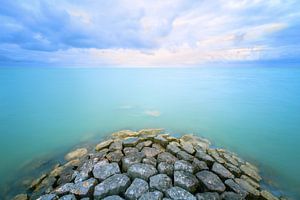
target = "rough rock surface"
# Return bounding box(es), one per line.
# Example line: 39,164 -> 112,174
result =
196,170 -> 226,192
127,163 -> 157,181
124,178 -> 149,200
149,174 -> 172,192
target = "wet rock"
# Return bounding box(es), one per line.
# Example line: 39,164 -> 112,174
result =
12,194 -> 28,200
174,160 -> 195,173
224,179 -> 248,198
139,191 -> 163,200
65,148 -> 88,161
195,150 -> 214,166
165,186 -> 196,200
192,158 -> 209,172
136,140 -> 153,151
207,149 -> 225,164
180,135 -> 211,150
221,192 -> 244,200
121,152 -> 145,171
109,140 -> 123,151
196,192 -> 220,200
224,163 -> 241,177
70,178 -> 97,197
57,167 -> 76,185
74,160 -> 93,183
149,174 -> 172,192
240,175 -> 260,189
95,139 -> 114,151
93,162 -> 121,181
142,147 -> 161,157
180,140 -> 195,154
37,194 -> 58,200
235,178 -> 260,198
125,178 -> 149,200
176,150 -> 193,162
157,162 -> 174,176
123,137 -> 140,147
58,194 -> 76,200
166,143 -> 181,155
211,162 -> 234,179
261,190 -> 279,200
55,183 -> 74,195
157,152 -> 178,164
142,157 -> 157,166
94,174 -> 131,199
103,196 -> 124,200
240,164 -> 262,182
123,147 -> 139,156
174,171 -> 199,193
112,130 -> 139,139
30,173 -> 47,189
153,135 -> 168,146
127,163 -> 157,180
221,152 -> 239,166
106,150 -> 124,163
196,170 -> 226,192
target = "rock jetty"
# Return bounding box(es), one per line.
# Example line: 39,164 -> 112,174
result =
13,129 -> 282,200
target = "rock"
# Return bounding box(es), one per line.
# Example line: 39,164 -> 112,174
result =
93,162 -> 121,181
36,194 -> 58,200
152,143 -> 165,152
127,163 -> 157,180
103,196 -> 125,200
70,178 -> 97,197
74,160 -> 93,183
139,191 -> 163,200
157,152 -> 178,164
224,163 -> 241,177
12,194 -> 28,200
174,171 -> 199,193
33,176 -> 57,195
142,147 -> 161,157
196,192 -> 220,200
125,178 -> 149,200
192,158 -> 209,172
142,157 -> 157,166
153,135 -> 169,146
136,140 -> 153,151
121,152 -> 145,171
65,148 -> 88,161
176,150 -> 194,162
123,137 -> 140,147
109,140 -> 123,151
261,190 -> 279,200
123,147 -> 139,156
211,162 -> 234,179
180,140 -> 195,154
30,173 -> 47,189
96,139 -> 114,151
58,194 -> 76,200
207,149 -> 225,164
55,183 -> 74,195
196,170 -> 226,192
240,175 -> 260,189
220,192 -> 244,200
112,130 -> 139,139
174,160 -> 195,173
224,179 -> 248,198
240,164 -> 262,182
157,162 -> 174,176
235,178 -> 260,198
149,174 -> 172,192
195,150 -> 214,166
180,135 -> 211,150
106,150 -> 124,163
166,143 -> 181,155
221,152 -> 239,166
165,186 -> 196,200
94,174 -> 131,199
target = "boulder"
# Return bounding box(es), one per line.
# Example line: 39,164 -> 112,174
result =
112,130 -> 139,139
192,158 -> 209,172
176,150 -> 194,162
195,150 -> 214,166
136,140 -> 153,151
123,137 -> 140,147
174,171 -> 199,193
260,190 -> 279,200
157,152 -> 178,164
157,162 -> 174,176
180,140 -> 195,154
224,179 -> 248,198
240,175 -> 260,189
196,192 -> 220,200
142,147 -> 161,157
166,143 -> 181,155
149,174 -> 172,192
165,186 -> 196,200
96,139 -> 113,151
94,174 -> 131,199
142,157 -> 157,166
123,147 -> 139,156
36,194 -> 58,200
54,183 -> 74,195
103,195 -> 125,200
196,170 -> 226,192
125,178 -> 149,200
234,178 -> 260,198
74,159 -> 93,183
207,149 -> 225,164
153,135 -> 169,146
211,162 -> 234,179
93,162 -> 120,181
221,192 -> 244,200
70,178 -> 97,197
65,148 -> 88,161
109,140 -> 123,151
12,194 -> 29,200
58,194 -> 76,200
106,150 -> 124,163
174,160 -> 195,173
121,152 -> 145,171
139,191 -> 163,200
240,165 -> 262,182
224,163 -> 241,177
127,163 -> 157,181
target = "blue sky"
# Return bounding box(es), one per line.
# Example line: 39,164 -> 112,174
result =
0,0 -> 299,67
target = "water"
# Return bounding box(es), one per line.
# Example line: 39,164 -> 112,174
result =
0,67 -> 300,198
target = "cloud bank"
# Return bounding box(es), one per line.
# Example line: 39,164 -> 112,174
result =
0,0 -> 299,67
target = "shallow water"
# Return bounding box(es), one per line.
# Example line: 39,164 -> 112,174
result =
0,67 -> 300,198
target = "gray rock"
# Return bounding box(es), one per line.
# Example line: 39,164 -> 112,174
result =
174,160 -> 195,173
220,192 -> 244,200
123,137 -> 140,147
221,152 -> 239,166
224,179 -> 248,198
128,163 -> 158,180
240,164 -> 262,182
74,160 -> 93,183
240,175 -> 260,189
207,149 -> 225,164
211,162 -> 234,179
136,140 -> 153,151
122,152 -> 145,171
152,143 -> 165,152
142,147 -> 161,157
37,194 -> 58,200
196,170 -> 226,192
65,148 -> 88,161
166,143 -> 181,155
93,162 -> 121,181
55,183 -> 74,195
260,190 -> 279,200
125,178 -> 149,200
109,140 -> 123,151
180,140 -> 195,154
106,150 -> 124,163
176,150 -> 194,162
123,147 -> 139,156
174,171 -> 199,193
58,194 -> 76,200
143,157 -> 157,166
96,139 -> 113,151
149,174 -> 172,192
70,178 -> 97,197
234,178 -> 260,198
157,152 -> 178,164
12,194 -> 28,200
153,135 -> 169,146
103,196 -> 124,200
224,163 -> 241,177
94,174 -> 131,199
195,150 -> 215,166
196,192 -> 220,200
139,191 -> 163,200
165,186 -> 196,200
192,158 -> 209,172
157,162 -> 174,176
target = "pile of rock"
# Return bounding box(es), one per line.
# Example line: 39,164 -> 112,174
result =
13,129 -> 281,200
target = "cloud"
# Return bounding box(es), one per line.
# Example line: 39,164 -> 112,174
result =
0,0 -> 299,66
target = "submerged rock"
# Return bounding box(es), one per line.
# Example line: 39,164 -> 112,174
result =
65,148 -> 88,161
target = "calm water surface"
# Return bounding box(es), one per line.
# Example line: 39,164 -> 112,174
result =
0,67 -> 300,198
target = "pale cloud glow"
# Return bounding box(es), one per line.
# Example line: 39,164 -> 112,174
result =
0,0 -> 299,67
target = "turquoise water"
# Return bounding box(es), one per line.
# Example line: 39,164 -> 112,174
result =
0,67 -> 300,198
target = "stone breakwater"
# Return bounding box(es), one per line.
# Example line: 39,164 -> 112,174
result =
13,129 -> 282,200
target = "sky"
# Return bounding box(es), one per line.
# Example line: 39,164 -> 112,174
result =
0,0 -> 299,67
